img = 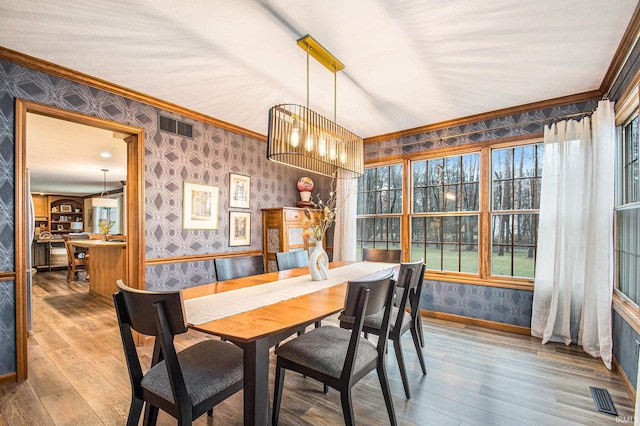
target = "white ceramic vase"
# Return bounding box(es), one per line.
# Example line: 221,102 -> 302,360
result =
309,240 -> 329,281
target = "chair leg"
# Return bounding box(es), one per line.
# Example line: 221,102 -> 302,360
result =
207,408 -> 213,417
125,396 -> 144,426
323,383 -> 328,394
143,403 -> 159,426
410,325 -> 427,375
377,362 -> 397,426
416,315 -> 425,347
339,388 -> 355,426
272,364 -> 285,426
67,265 -> 72,282
393,338 -> 411,399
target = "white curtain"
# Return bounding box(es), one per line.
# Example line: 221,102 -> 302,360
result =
531,100 -> 615,369
333,175 -> 358,261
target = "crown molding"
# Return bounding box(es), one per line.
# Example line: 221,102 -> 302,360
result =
0,46 -> 266,141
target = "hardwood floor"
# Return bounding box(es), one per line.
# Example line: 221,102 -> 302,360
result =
0,270 -> 634,425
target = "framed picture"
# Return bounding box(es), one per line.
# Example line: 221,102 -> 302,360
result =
60,204 -> 72,212
229,211 -> 251,246
229,173 -> 250,208
56,224 -> 64,231
183,182 -> 219,230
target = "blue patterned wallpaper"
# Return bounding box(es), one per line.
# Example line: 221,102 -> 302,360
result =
365,100 -> 599,162
0,58 -> 331,374
422,280 -> 532,327
613,310 -> 639,391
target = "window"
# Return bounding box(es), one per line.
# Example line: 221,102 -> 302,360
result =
616,115 -> 640,303
490,144 -> 543,278
356,164 -> 402,259
410,154 -> 480,273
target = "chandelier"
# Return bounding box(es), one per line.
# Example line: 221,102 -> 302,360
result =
267,35 -> 363,179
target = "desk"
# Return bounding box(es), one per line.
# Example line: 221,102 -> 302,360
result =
181,261 -> 397,426
70,240 -> 127,300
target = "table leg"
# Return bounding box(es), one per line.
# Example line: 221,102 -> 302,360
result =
242,337 -> 271,426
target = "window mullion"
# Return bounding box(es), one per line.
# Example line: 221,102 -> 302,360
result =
480,147 -> 491,279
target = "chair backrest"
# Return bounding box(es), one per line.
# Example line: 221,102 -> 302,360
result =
215,255 -> 265,281
63,237 -> 86,265
392,260 -> 425,334
341,268 -> 395,380
362,248 -> 401,263
88,233 -> 105,240
113,280 -> 190,413
275,250 -> 309,271
107,234 -> 127,242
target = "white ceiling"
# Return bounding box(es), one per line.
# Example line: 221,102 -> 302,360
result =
26,113 -> 127,196
1,1 -> 637,140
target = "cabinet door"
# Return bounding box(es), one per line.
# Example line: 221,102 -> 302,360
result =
32,194 -> 48,218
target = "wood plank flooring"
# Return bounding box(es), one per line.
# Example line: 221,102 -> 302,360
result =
0,270 -> 634,425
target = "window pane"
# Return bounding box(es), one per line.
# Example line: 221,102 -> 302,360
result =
375,218 -> 388,241
443,217 -> 460,243
378,166 -> 389,191
413,161 -> 426,187
413,188 -> 427,213
391,189 -> 402,214
428,186 -> 441,212
461,183 -> 479,211
364,168 -> 376,191
378,190 -> 390,214
390,164 -> 403,189
364,192 -> 376,214
460,246 -> 479,273
425,244 -> 442,270
462,153 -> 480,183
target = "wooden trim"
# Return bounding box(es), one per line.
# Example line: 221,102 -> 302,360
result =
364,92 -> 600,144
612,355 -> 637,403
613,292 -> 640,334
0,46 -> 265,142
0,372 -> 17,385
421,310 -> 531,335
145,250 -> 264,266
14,98 -> 145,381
424,273 -> 534,291
0,272 -> 16,282
600,1 -> 640,95
365,133 -> 544,165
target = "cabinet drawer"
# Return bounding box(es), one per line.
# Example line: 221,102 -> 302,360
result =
285,209 -> 304,222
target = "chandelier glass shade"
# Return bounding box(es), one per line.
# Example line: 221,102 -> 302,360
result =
267,103 -> 363,179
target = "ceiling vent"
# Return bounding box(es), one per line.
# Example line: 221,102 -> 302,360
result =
159,114 -> 193,138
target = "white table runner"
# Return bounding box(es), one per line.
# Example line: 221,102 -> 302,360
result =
183,262 -> 396,325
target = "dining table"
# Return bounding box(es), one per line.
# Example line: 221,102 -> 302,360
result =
180,260 -> 399,426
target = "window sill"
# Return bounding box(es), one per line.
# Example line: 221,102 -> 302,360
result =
423,272 -> 534,291
612,292 -> 640,334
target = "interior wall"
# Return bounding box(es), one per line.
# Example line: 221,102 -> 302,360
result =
0,57 -> 331,375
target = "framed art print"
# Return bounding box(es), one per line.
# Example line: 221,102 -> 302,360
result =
229,173 -> 250,208
229,211 -> 251,246
183,182 -> 219,230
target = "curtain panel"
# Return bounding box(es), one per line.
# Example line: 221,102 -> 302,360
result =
531,100 -> 615,369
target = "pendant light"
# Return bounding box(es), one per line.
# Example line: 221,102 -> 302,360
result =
91,168 -> 118,208
267,35 -> 363,179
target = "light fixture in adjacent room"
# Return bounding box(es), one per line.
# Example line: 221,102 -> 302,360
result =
267,35 -> 363,179
91,168 -> 118,208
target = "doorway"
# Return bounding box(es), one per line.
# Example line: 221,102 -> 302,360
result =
14,99 -> 145,381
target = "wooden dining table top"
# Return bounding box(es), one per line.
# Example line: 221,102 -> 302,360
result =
181,261 -> 353,343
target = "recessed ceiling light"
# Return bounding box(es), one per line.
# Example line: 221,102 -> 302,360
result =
100,151 -> 112,158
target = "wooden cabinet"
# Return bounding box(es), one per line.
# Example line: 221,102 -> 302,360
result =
49,196 -> 84,234
262,207 -> 324,272
31,194 -> 50,234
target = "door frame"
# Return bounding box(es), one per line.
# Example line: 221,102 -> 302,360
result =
14,98 -> 145,381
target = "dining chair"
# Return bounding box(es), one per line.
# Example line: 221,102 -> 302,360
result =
362,247 -> 402,263
106,234 -> 127,242
63,235 -> 88,282
214,254 -> 265,281
275,250 -> 309,271
272,268 -> 397,426
340,260 -> 426,399
113,280 -> 243,426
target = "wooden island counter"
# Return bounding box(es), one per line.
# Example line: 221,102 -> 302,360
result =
70,240 -> 127,300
